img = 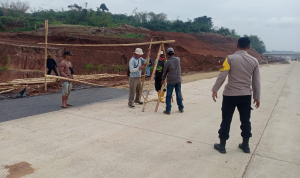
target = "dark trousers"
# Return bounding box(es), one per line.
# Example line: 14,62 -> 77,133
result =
47,67 -> 59,76
219,95 -> 252,140
155,77 -> 162,92
166,82 -> 184,112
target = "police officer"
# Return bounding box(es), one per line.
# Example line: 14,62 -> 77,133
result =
212,37 -> 261,154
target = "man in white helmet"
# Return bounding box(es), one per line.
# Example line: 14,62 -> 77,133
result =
128,48 -> 148,108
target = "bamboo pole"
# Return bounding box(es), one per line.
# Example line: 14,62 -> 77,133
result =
44,20 -> 48,91
0,88 -> 15,94
38,40 -> 175,47
142,43 -> 162,112
139,38 -> 153,101
46,75 -> 104,87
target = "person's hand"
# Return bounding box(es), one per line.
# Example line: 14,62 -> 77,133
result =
139,66 -> 145,70
254,99 -> 260,108
161,80 -> 165,85
212,92 -> 218,102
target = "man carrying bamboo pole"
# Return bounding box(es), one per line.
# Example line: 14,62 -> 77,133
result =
161,48 -> 184,115
58,51 -> 74,108
128,48 -> 148,108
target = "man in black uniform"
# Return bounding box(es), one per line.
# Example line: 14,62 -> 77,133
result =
155,51 -> 165,103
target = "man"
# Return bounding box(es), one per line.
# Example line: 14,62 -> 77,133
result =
46,55 -> 59,76
128,48 -> 147,108
146,57 -> 152,78
58,51 -> 74,108
212,37 -> 261,154
162,47 -> 184,115
155,51 -> 166,103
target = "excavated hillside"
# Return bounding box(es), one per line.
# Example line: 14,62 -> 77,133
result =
0,24 -> 263,83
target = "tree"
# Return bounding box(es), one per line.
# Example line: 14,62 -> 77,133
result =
244,35 -> 266,54
0,9 -> 3,16
99,3 -> 109,12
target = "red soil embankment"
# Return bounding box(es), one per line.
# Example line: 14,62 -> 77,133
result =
0,25 -> 263,82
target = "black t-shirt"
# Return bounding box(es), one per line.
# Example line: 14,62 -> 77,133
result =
155,59 -> 165,78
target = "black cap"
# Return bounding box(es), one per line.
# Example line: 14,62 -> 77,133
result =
64,51 -> 74,56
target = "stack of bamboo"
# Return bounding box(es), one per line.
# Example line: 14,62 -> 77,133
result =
0,73 -> 127,94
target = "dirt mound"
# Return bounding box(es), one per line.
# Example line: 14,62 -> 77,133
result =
0,25 -> 263,83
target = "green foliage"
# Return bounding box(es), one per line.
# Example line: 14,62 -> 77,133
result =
0,1 -> 267,51
0,67 -> 8,71
244,35 -> 266,54
85,64 -> 94,73
97,64 -> 103,72
111,65 -> 125,73
110,33 -> 145,39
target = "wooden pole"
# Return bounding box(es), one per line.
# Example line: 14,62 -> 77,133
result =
46,75 -> 104,87
142,43 -> 162,112
139,38 -> 153,101
44,20 -> 48,91
38,40 -> 175,47
155,44 -> 168,112
0,88 -> 15,94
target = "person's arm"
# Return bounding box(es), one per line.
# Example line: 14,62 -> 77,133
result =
212,57 -> 230,101
59,63 -> 69,78
162,62 -> 169,81
252,64 -> 261,108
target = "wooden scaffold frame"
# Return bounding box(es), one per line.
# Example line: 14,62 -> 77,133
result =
40,20 -> 179,112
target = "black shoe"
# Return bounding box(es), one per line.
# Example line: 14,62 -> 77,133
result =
179,109 -> 184,113
239,143 -> 250,153
163,110 -> 170,115
134,101 -> 143,105
128,104 -> 135,108
214,143 -> 226,154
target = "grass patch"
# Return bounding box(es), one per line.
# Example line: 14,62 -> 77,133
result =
97,64 -> 103,72
0,67 -> 8,71
107,33 -> 145,39
111,65 -> 125,73
85,64 -> 94,73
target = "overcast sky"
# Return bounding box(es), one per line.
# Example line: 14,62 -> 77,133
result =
25,0 -> 300,51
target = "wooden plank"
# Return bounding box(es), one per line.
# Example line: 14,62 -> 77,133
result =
38,40 -> 175,47
139,38 -> 153,101
46,75 -> 104,87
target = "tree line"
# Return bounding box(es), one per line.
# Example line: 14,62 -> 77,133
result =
0,1 -> 266,54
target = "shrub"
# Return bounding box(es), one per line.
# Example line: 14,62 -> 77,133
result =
84,64 -> 94,73
97,64 -> 103,72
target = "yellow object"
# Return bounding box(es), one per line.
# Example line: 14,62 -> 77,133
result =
220,57 -> 230,71
161,91 -> 165,103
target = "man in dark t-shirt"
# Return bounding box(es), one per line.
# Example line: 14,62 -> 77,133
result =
47,55 -> 59,76
155,51 -> 165,103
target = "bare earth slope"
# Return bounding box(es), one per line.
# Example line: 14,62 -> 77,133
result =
0,25 -> 262,82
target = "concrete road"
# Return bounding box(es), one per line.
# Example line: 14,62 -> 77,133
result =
0,62 -> 299,178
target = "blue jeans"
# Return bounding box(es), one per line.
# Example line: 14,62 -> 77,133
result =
166,82 -> 184,112
146,66 -> 151,76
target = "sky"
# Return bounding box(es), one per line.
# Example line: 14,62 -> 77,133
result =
19,0 -> 300,52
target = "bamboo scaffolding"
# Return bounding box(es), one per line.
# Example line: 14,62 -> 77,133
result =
38,40 -> 175,47
44,20 -> 48,91
142,43 -> 162,112
0,88 -> 15,94
139,38 -> 153,101
46,75 -> 104,87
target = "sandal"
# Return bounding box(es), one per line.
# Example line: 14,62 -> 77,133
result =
66,103 -> 73,106
61,105 -> 68,108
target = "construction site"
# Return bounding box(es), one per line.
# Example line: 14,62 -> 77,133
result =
0,22 -> 299,178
